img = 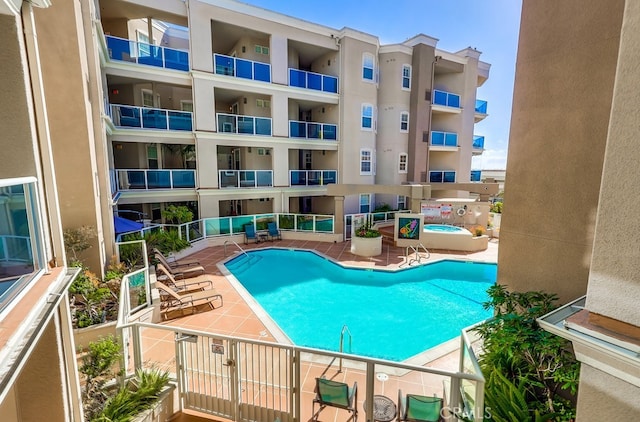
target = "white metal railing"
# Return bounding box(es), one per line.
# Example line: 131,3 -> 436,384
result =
218,170 -> 273,188
216,113 -> 272,136
344,210 -> 411,240
115,169 -> 196,190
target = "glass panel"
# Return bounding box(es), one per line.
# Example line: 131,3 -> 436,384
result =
172,171 -> 195,188
236,58 -> 253,79
470,170 -> 482,182
231,216 -> 253,234
205,217 -> 230,236
106,36 -> 136,63
164,48 -> 189,71
290,121 -> 305,138
290,171 -> 306,186
443,171 -> 456,183
138,43 -> 163,68
219,171 -> 239,188
307,171 -> 321,186
215,54 -> 235,76
323,75 -> 338,93
448,94 -> 461,108
168,111 -> 192,131
254,62 -> 271,82
256,171 -> 272,187
429,172 -> 443,183
323,171 -> 337,185
297,215 -> 314,231
278,214 -> 295,230
323,124 -> 337,140
117,106 -> 141,128
289,69 -> 306,88
475,99 -> 488,114
239,171 -> 256,187
473,136 -> 485,149
307,73 -> 322,91
128,271 -> 147,309
0,185 -> 34,280
255,118 -> 272,136
431,131 -> 444,146
362,117 -> 372,128
146,170 -> 171,189
362,67 -> 373,80
218,114 -> 237,133
445,133 -> 458,147
315,217 -> 334,233
141,108 -> 167,130
307,123 -> 321,139
433,90 -> 447,106
237,116 -> 255,134
127,171 -> 146,189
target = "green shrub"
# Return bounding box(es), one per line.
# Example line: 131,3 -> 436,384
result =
490,201 -> 503,213
79,336 -> 122,420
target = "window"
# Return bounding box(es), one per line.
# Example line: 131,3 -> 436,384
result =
142,89 -> 154,107
180,100 -> 193,112
400,112 -> 409,132
255,45 -> 269,55
256,99 -> 271,108
147,145 -> 158,169
360,149 -> 372,175
361,104 -> 373,129
398,153 -> 408,173
359,194 -> 371,213
397,195 -> 407,210
362,53 -> 374,81
402,64 -> 411,89
136,30 -> 151,57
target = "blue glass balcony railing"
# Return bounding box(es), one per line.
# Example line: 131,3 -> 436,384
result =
470,170 -> 482,182
432,90 -> 461,108
116,169 -> 196,190
214,54 -> 271,83
289,170 -> 337,186
430,131 -> 458,147
288,68 -> 338,93
429,171 -> 456,183
217,113 -> 272,136
106,35 -> 189,71
219,170 -> 273,188
473,135 -> 485,149
475,99 -> 488,114
111,105 -> 192,131
289,120 -> 337,140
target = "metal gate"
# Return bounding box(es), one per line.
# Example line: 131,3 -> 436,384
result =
177,333 -> 295,422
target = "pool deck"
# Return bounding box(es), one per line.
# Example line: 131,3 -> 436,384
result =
152,238 -> 498,421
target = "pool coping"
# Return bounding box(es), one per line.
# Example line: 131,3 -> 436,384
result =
217,246 -> 493,366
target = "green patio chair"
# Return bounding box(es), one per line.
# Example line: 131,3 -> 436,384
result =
312,377 -> 358,421
397,390 -> 443,422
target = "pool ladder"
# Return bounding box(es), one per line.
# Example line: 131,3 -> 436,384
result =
223,240 -> 249,258
338,325 -> 352,373
400,243 -> 430,267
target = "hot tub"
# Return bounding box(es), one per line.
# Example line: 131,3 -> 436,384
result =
420,224 -> 488,251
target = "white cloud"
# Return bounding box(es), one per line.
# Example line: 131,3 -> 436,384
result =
472,148 -> 508,170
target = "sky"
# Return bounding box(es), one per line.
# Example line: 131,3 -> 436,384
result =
241,0 -> 523,170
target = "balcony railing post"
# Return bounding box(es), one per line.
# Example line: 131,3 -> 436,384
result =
160,46 -> 165,69
169,170 -> 174,189
165,109 -> 170,130
143,170 -> 149,189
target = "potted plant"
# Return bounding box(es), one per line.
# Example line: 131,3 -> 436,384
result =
351,222 -> 383,257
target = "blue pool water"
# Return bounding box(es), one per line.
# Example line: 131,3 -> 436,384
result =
224,249 -> 496,361
424,224 -> 467,233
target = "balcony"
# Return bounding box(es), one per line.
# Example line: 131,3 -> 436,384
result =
289,121 -> 337,141
289,170 -> 337,186
219,170 -> 273,188
430,131 -> 458,147
111,105 -> 192,131
432,89 -> 461,108
473,135 -> 485,156
105,35 -> 189,71
217,113 -> 272,136
288,69 -> 338,93
475,99 -> 488,122
116,169 -> 196,190
470,170 -> 482,182
214,54 -> 271,83
429,170 -> 456,183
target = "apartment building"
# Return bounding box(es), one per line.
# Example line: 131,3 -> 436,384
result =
98,0 -> 489,238
0,0 -> 83,419
501,0 -> 640,419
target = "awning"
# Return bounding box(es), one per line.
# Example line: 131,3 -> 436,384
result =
113,215 -> 143,235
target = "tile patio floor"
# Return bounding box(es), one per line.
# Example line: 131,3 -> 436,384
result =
147,238 -> 499,422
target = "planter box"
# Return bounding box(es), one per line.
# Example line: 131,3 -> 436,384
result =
350,236 -> 383,257
73,320 -> 117,351
132,384 -> 176,422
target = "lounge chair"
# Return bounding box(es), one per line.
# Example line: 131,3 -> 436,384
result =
152,248 -> 201,268
156,264 -> 213,292
397,390 -> 443,422
244,224 -> 257,244
154,255 -> 205,281
312,378 -> 358,421
267,221 -> 282,241
156,282 -> 223,320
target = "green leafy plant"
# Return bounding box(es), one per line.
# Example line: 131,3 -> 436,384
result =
69,264 -> 118,328
373,203 -> 392,212
474,285 -> 579,421
472,225 -> 487,237
490,201 -> 503,214
355,222 -> 381,238
161,204 -> 194,225
79,336 -> 122,420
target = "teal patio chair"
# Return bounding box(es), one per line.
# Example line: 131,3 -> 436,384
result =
244,224 -> 257,244
267,221 -> 281,241
312,377 -> 358,421
397,390 -> 443,422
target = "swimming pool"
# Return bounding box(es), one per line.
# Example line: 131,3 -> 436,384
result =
223,249 -> 495,361
424,224 -> 468,233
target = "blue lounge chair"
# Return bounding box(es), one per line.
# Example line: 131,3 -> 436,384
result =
244,224 -> 257,244
267,222 -> 282,241
312,378 -> 358,421
397,390 -> 443,422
